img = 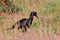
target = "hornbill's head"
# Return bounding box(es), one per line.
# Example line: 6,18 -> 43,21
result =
30,11 -> 39,19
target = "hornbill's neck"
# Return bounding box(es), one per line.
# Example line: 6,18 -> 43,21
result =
29,16 -> 34,25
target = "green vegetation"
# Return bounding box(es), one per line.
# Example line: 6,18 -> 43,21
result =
0,0 -> 60,35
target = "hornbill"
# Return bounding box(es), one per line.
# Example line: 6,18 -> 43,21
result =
7,11 -> 38,32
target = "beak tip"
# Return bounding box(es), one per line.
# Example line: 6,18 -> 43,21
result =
37,17 -> 39,19
37,16 -> 39,19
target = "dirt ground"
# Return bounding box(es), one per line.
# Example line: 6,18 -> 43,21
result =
0,12 -> 60,40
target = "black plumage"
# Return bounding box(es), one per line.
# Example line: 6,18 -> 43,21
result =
7,11 -> 38,32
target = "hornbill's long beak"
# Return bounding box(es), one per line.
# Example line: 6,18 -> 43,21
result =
35,15 -> 39,19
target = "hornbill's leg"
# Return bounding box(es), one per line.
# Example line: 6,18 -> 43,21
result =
27,25 -> 30,28
18,26 -> 20,30
26,23 -> 31,28
17,25 -> 22,30
17,22 -> 21,30
22,25 -> 27,32
24,26 -> 27,31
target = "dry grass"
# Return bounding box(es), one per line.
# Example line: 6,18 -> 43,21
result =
0,0 -> 60,40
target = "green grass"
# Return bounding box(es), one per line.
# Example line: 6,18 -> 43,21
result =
0,0 -> 60,33
0,0 -> 60,40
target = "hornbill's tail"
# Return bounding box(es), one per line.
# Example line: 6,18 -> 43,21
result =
6,22 -> 19,30
6,25 -> 15,30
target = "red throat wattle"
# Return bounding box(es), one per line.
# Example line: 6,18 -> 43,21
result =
31,16 -> 34,19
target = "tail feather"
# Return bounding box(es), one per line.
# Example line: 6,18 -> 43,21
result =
6,25 -> 14,30
6,22 -> 19,30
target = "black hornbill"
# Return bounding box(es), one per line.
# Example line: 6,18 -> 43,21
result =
7,11 -> 39,32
